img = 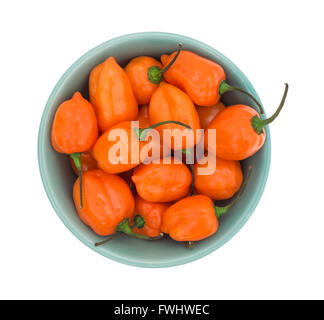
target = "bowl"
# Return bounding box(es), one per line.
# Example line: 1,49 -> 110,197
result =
38,32 -> 271,268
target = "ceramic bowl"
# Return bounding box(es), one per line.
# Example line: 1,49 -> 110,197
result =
38,32 -> 271,268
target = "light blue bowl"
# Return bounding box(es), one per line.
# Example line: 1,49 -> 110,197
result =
38,32 -> 271,268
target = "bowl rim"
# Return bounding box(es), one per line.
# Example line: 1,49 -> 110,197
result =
38,31 -> 271,268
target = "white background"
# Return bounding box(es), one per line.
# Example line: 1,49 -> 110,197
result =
1,0 -> 324,300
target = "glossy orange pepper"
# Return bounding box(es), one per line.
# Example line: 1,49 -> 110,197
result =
149,82 -> 201,150
73,169 -> 135,236
205,105 -> 264,160
196,101 -> 225,129
132,195 -> 170,237
51,91 -> 98,208
162,195 -> 218,241
92,121 -> 146,174
162,167 -> 252,242
161,51 -> 264,112
89,57 -> 138,133
51,92 -> 98,154
194,156 -> 243,200
205,84 -> 288,160
125,57 -> 162,105
70,151 -> 97,175
161,51 -> 224,106
131,157 -> 192,202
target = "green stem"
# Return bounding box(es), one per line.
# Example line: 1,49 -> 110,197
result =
214,166 -> 253,219
133,214 -> 145,229
70,153 -> 83,209
116,218 -> 152,240
161,43 -> 183,73
135,120 -> 192,141
94,232 -> 121,247
219,80 -> 265,114
251,83 -> 289,134
94,215 -> 163,247
147,43 -> 183,84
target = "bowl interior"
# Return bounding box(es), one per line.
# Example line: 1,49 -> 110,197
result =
38,32 -> 270,268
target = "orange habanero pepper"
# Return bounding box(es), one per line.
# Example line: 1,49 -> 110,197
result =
131,157 -> 192,203
132,195 -> 171,237
89,57 -> 138,133
125,44 -> 182,105
149,82 -> 201,150
73,169 -> 135,236
162,167 -> 252,242
73,169 -> 155,245
194,156 -> 243,200
74,170 -> 160,243
196,101 -> 225,129
92,121 -> 146,174
51,91 -> 98,208
160,50 -> 264,112
162,194 -> 218,242
205,84 -> 288,160
124,57 -> 162,105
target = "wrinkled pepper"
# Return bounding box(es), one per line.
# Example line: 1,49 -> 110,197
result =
149,82 -> 201,150
89,57 -> 138,133
160,50 -> 264,112
51,91 -> 98,208
73,169 -> 136,236
131,157 -> 192,202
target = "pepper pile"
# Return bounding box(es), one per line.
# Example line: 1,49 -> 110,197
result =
51,45 -> 288,247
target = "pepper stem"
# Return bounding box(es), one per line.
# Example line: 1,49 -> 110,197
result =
94,232 -> 121,246
147,43 -> 183,84
70,153 -> 83,209
134,120 -> 192,141
214,166 -> 253,219
161,43 -> 183,74
219,80 -> 265,114
251,83 -> 289,134
94,215 -> 163,247
116,218 -> 153,240
133,214 -> 145,229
